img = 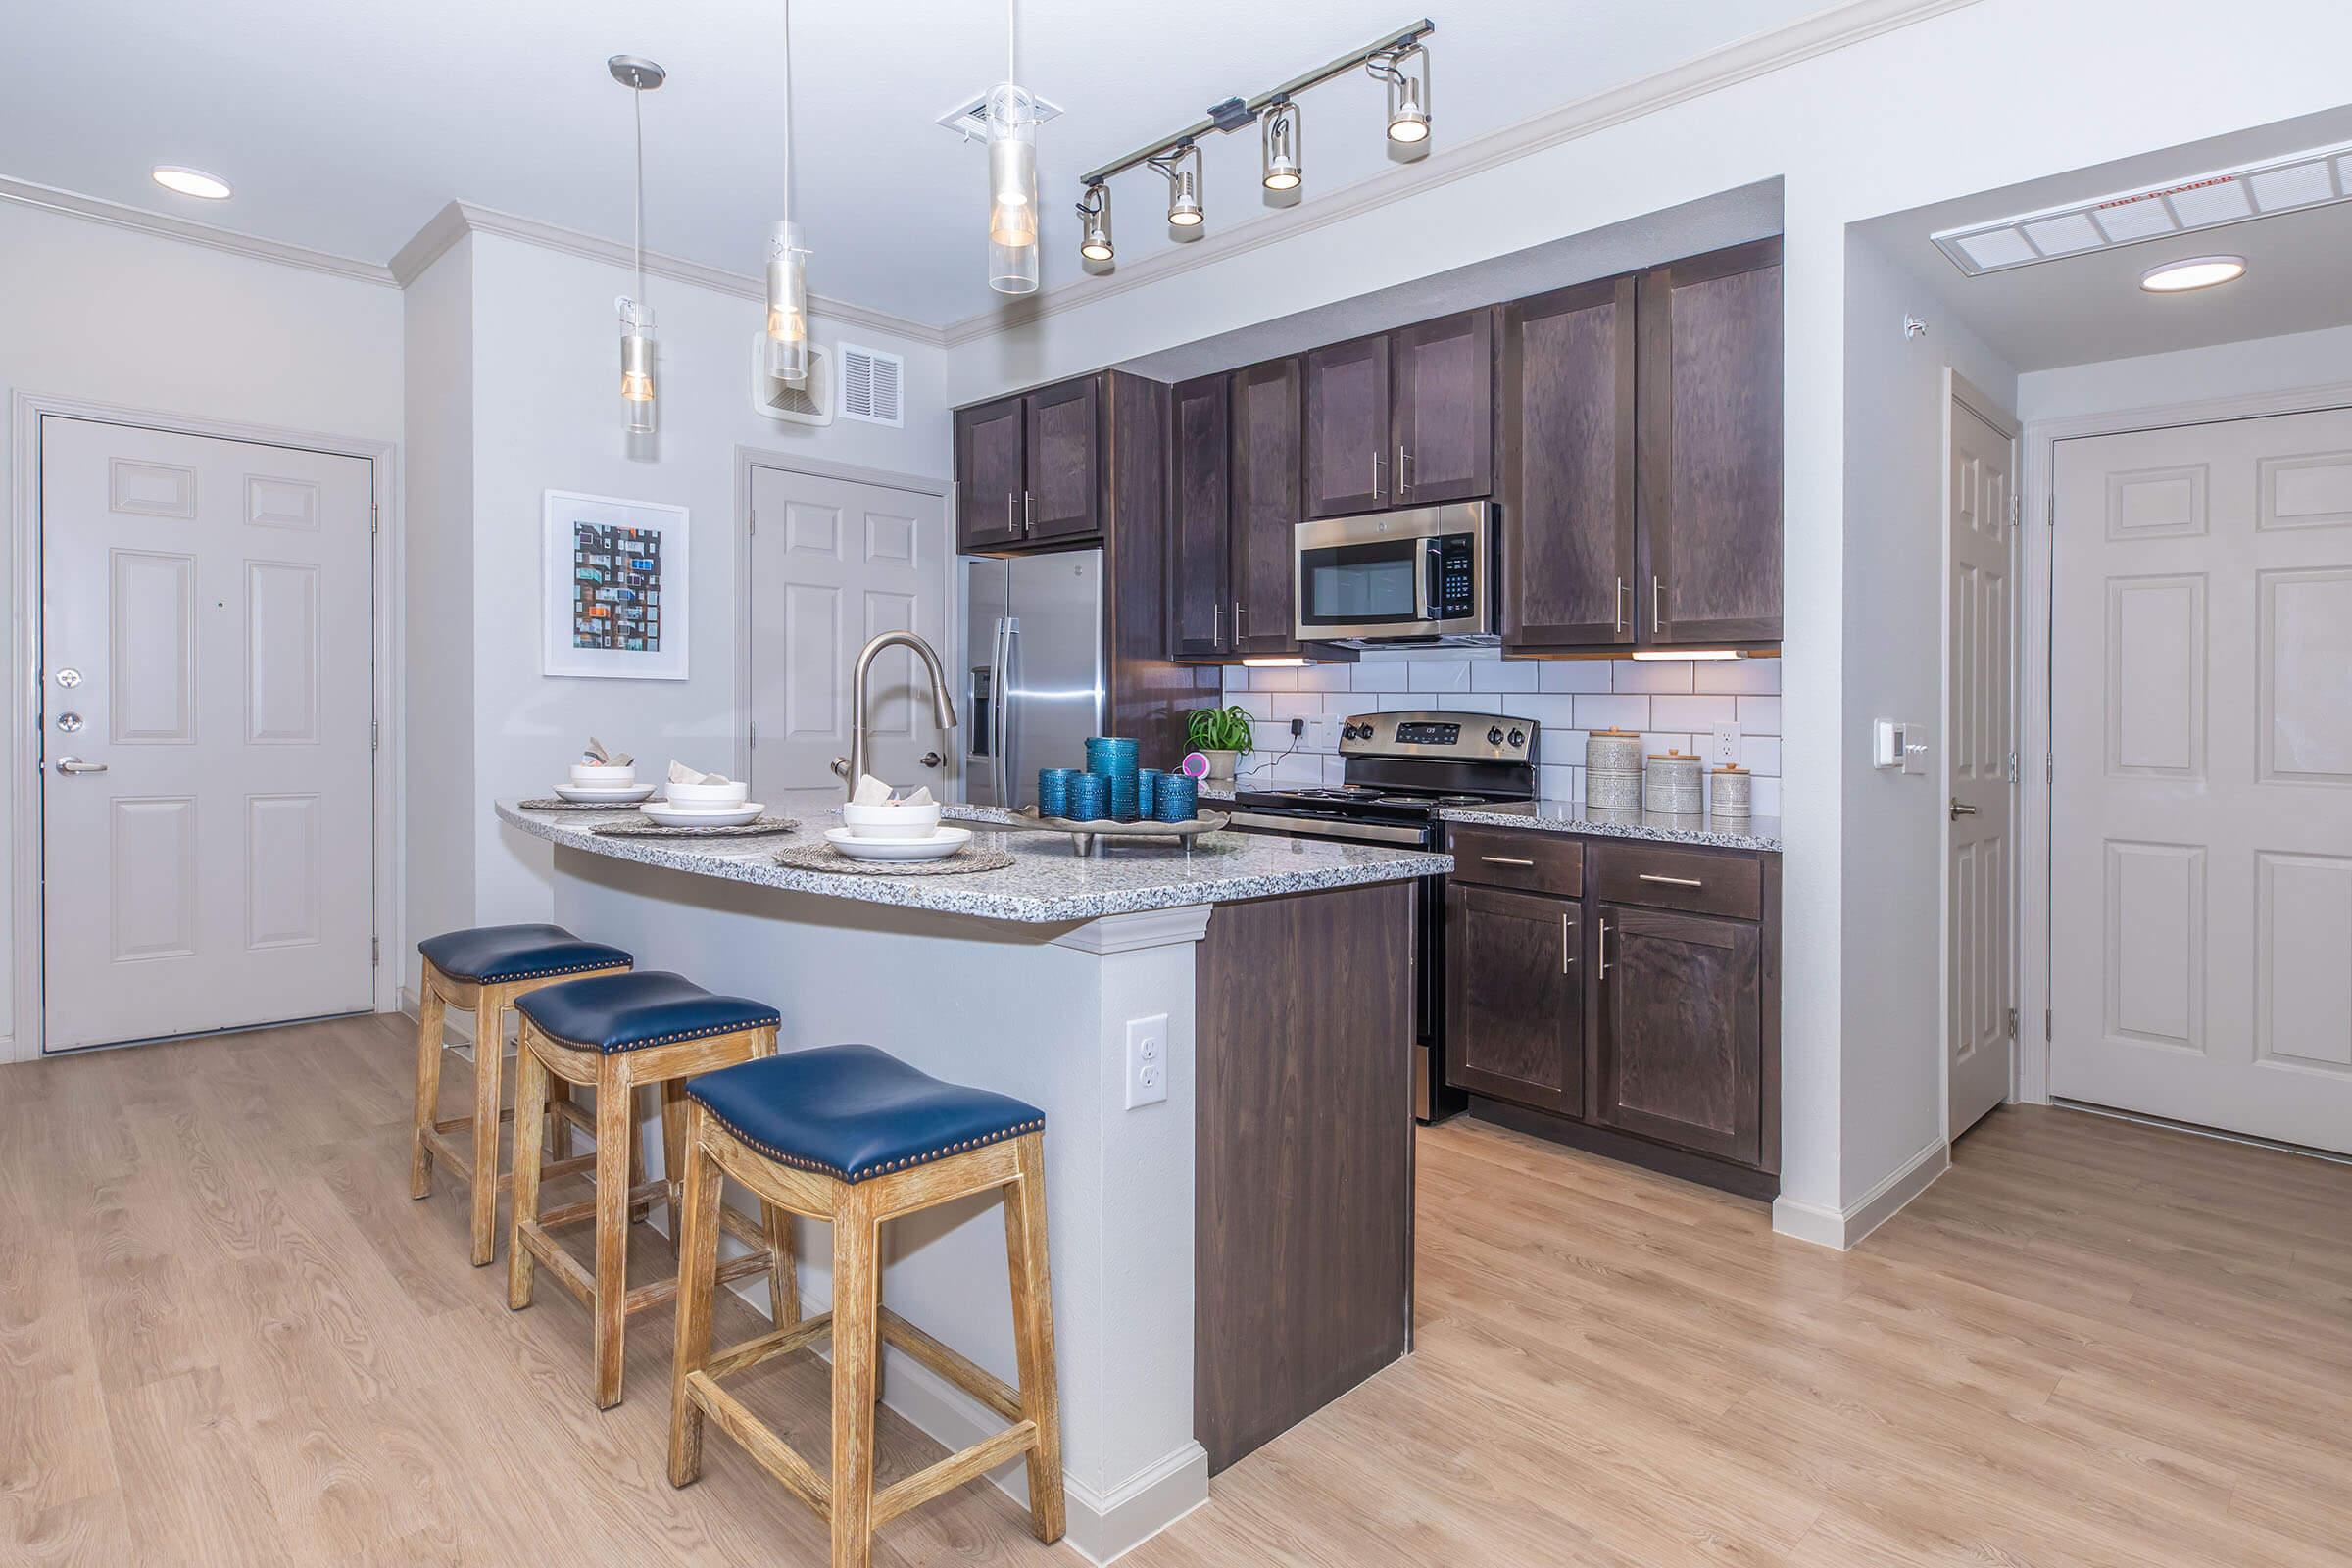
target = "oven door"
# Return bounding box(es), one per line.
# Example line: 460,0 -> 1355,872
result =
1292,503 -> 1492,643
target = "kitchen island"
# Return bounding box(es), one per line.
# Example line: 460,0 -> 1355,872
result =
496,796 -> 1448,1561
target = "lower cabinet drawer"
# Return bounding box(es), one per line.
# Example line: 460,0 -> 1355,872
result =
1588,843 -> 1761,920
1446,825 -> 1583,897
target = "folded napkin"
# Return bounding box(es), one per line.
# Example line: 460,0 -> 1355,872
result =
581,736 -> 634,767
852,773 -> 935,808
668,759 -> 734,786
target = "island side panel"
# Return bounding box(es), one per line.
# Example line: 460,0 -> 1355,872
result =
1195,879 -> 1416,1473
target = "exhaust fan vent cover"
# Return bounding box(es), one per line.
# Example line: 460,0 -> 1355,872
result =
1934,139 -> 2352,277
750,339 -> 834,426
838,343 -> 905,427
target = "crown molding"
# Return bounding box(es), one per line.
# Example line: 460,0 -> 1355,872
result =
938,0 -> 1981,347
390,200 -> 949,348
0,174 -> 398,287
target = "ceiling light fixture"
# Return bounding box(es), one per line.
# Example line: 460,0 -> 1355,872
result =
1261,100 -> 1302,190
152,165 -> 231,200
985,0 -> 1041,295
2138,254 -> 2248,293
763,0 -> 811,381
1071,19 -> 1432,270
609,54 -> 664,439
1077,182 -> 1114,262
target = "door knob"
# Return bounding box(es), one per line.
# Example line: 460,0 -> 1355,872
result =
55,756 -> 108,775
1949,798 -> 1978,819
919,751 -> 944,768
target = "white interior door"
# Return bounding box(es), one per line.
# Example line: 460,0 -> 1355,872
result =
2051,406 -> 2352,1152
39,416 -> 376,1051
745,465 -> 949,801
1948,388 -> 2017,1138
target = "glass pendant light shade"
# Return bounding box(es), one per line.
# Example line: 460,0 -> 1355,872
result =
986,82 -> 1040,295
1079,183 -> 1114,263
618,299 -> 657,434
1386,45 -> 1431,143
1262,101 -> 1302,190
764,220 -> 810,380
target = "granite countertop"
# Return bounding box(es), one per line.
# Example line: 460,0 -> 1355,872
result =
1197,782 -> 1779,853
497,791 -> 1450,925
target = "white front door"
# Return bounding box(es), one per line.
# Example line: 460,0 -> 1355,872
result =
1948,387 -> 2017,1138
745,465 -> 950,801
2051,406 -> 2352,1152
39,416 -> 376,1051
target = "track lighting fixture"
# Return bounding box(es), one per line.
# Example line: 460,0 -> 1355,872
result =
1071,20 -> 1432,270
609,54 -> 664,438
763,0 -> 810,381
1078,183 -> 1114,262
1261,100 -> 1302,190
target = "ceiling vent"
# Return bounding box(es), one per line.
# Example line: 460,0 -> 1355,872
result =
750,339 -> 834,426
837,343 -> 905,427
936,90 -> 1063,142
1933,139 -> 2352,277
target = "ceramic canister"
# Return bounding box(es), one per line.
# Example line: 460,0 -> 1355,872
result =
1710,763 -> 1753,818
1586,726 -> 1644,809
1644,749 -> 1704,814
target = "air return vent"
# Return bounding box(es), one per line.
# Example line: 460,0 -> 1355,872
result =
1933,139 -> 2352,277
837,343 -> 905,427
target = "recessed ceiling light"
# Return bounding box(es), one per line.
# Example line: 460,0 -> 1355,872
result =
152,166 -> 232,200
2138,255 -> 2247,293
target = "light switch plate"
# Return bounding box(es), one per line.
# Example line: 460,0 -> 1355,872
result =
1902,721 -> 1931,775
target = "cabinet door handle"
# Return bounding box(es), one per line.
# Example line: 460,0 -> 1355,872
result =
1398,445 -> 1413,496
1562,914 -> 1578,973
1023,490 -> 1035,535
1652,574 -> 1665,636
1212,603 -> 1223,649
1599,918 -> 1611,979
1235,600 -> 1247,640
1371,447 -> 1384,502
1638,872 -> 1704,888
1006,492 -> 1018,536
1479,855 -> 1537,866
1614,576 -> 1626,636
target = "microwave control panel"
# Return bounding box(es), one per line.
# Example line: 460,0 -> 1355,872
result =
1430,533 -> 1477,619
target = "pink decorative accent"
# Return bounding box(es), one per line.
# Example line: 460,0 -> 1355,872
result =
1181,752 -> 1210,779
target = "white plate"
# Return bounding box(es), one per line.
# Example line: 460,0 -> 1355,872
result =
821,825 -> 972,862
640,801 -> 765,828
555,783 -> 657,803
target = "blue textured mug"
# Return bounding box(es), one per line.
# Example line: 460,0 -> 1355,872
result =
1153,774 -> 1198,823
1067,771 -> 1110,822
1038,767 -> 1079,818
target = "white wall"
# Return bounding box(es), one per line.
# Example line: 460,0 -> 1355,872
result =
948,0 -> 2352,1230
2018,321 -> 2352,424
0,200 -> 403,1051
403,231 -> 952,942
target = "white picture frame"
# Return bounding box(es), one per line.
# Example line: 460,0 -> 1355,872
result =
542,489 -> 689,681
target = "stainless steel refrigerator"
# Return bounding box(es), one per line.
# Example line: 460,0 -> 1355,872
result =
963,550 -> 1105,810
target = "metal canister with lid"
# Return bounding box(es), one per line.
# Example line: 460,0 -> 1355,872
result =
1585,726 -> 1644,809
1644,749 -> 1703,814
1710,762 -> 1753,818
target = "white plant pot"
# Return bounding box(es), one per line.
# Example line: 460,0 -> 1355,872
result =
1201,749 -> 1239,783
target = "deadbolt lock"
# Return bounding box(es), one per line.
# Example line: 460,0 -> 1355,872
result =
54,667 -> 81,689
55,711 -> 83,734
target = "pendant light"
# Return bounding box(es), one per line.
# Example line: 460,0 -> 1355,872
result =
610,54 -> 665,436
986,0 -> 1040,294
1077,182 -> 1114,263
1261,100 -> 1302,191
764,0 -> 810,380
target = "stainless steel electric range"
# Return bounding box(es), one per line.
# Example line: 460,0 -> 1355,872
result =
1224,709 -> 1538,1122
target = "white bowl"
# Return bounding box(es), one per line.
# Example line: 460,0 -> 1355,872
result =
663,778 -> 751,809
639,801 -> 763,828
570,762 -> 638,787
823,825 -> 969,862
841,800 -> 943,839
554,782 -> 656,804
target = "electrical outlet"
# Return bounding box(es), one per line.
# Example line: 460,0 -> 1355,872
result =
1710,722 -> 1742,767
1125,1013 -> 1169,1109
1307,713 -> 1340,750
1289,716 -> 1306,739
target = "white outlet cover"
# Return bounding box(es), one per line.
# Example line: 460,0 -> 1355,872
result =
1125,1014 -> 1170,1109
1710,722 -> 1742,767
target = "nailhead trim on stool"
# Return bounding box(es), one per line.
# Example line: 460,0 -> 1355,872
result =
704,1116 -> 1048,1185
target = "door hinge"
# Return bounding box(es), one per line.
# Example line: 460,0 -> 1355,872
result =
2044,493 -> 2055,528
748,508 -> 757,536
2006,750 -> 2019,783
2043,1007 -> 2051,1041
747,719 -> 758,750
370,719 -> 379,752
370,503 -> 379,536
2006,1006 -> 2019,1040
2009,492 -> 2021,527
2044,753 -> 2053,784
371,936 -> 380,966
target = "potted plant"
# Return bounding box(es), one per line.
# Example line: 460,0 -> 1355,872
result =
1184,705 -> 1253,784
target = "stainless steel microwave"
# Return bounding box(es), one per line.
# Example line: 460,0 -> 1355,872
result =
1292,502 -> 1496,646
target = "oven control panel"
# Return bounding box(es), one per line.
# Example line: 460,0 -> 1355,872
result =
1339,709 -> 1537,762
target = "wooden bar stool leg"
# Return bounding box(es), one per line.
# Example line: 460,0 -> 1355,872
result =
550,1080 -> 577,1161
626,1083 -> 653,1224
467,983 -> 510,1266
762,1200 -> 799,1328
830,1185 -> 882,1568
660,1079 -> 689,1256
592,1058 -> 635,1409
508,1031 -> 552,1311
1002,1132 -> 1065,1544
667,1106 -> 723,1489
410,972 -> 447,1200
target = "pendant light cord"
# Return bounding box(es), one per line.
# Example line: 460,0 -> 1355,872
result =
631,82 -> 647,307
1006,0 -> 1015,83
781,0 -> 794,225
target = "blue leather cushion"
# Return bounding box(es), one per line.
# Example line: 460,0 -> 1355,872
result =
515,971 -> 779,1054
417,923 -> 631,983
687,1045 -> 1045,1184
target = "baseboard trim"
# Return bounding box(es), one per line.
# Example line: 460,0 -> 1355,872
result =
1772,1134 -> 1949,1250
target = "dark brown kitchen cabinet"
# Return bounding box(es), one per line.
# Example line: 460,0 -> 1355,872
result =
1595,903 -> 1762,1167
1228,357 -> 1303,655
1391,310 -> 1494,506
1167,373 -> 1230,659
1499,275 -> 1638,649
955,395 -> 1027,550
1445,883 -> 1583,1118
1023,375 -> 1104,542
1638,237 -> 1784,646
1303,334 -> 1392,517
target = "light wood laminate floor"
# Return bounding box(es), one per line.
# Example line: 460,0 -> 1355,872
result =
3,1012 -> 2347,1564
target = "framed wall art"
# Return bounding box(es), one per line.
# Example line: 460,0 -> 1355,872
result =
541,489 -> 689,680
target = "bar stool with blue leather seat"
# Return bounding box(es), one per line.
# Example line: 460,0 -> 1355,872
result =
507,970 -> 797,1410
666,1045 -> 1063,1568
412,923 -> 634,1266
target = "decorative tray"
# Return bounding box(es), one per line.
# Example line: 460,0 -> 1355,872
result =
989,809 -> 1230,857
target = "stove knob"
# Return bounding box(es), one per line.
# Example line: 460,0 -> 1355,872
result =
1487,725 -> 1505,746
1507,728 -> 1526,748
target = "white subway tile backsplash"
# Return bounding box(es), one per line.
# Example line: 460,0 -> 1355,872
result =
1612,659 -> 1694,694
1231,692 -> 1275,721
1740,735 -> 1783,776
1538,661 -> 1615,694
1408,661 -> 1475,692
1270,693 -> 1321,721
1540,762 -> 1579,802
1470,660 -> 1539,692
1574,694 -> 1650,731
1534,730 -> 1588,769
1247,667 -> 1298,692
1296,663 -> 1351,692
1693,658 -> 1782,695
1639,732 -> 1697,760
1736,695 -> 1782,734
1651,694 -> 1738,729
1496,693 -> 1579,731
1320,693 -> 1360,717
1347,662 -> 1407,692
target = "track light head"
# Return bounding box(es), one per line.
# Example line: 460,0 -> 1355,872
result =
1373,42 -> 1431,145
1262,100 -> 1302,191
1078,183 -> 1114,262
1152,145 -> 1205,230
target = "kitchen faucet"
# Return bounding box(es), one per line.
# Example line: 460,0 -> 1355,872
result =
835,630 -> 958,802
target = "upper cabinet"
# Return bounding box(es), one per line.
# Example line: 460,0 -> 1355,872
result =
1228,358 -> 1304,655
1167,373 -> 1231,660
1304,310 -> 1494,519
1502,238 -> 1782,654
955,372 -> 1108,553
955,395 -> 1028,551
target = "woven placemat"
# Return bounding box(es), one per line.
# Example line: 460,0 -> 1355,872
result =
516,796 -> 647,811
771,844 -> 1015,876
592,816 -> 802,840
